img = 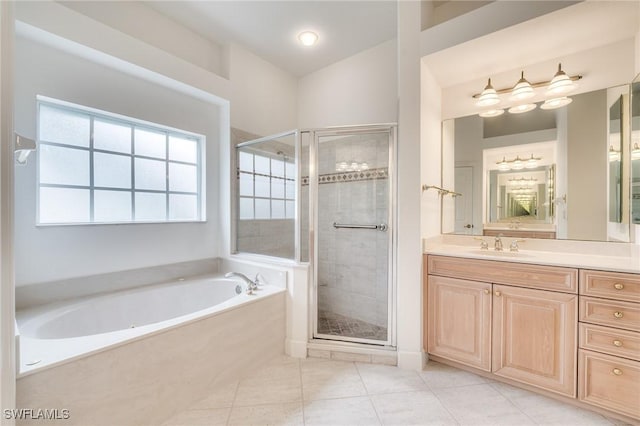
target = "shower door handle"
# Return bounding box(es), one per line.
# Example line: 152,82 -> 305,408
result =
333,222 -> 388,232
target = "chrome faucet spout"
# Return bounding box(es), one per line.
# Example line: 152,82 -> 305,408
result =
224,272 -> 259,293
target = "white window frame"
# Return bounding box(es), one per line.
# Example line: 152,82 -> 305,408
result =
36,96 -> 206,225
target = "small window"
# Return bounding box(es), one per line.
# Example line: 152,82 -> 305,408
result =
37,97 -> 205,225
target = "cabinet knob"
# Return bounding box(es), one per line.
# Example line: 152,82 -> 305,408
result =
495,291 -> 502,297
613,283 -> 624,290
613,340 -> 623,347
613,311 -> 624,319
612,368 -> 623,376
483,289 -> 490,295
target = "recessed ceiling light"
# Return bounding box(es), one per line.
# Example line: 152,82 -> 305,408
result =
298,31 -> 318,47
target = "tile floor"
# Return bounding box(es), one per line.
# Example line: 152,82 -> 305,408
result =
163,355 -> 622,426
317,310 -> 387,341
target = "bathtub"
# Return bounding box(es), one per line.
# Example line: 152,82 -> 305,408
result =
16,272 -> 287,425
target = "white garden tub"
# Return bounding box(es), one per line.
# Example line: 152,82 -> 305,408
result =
16,273 -> 285,376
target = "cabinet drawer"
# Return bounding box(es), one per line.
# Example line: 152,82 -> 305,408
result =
579,297 -> 640,332
578,350 -> 640,419
580,270 -> 640,303
579,323 -> 640,361
427,255 -> 577,293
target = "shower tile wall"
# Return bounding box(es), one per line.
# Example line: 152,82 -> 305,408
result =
316,134 -> 389,335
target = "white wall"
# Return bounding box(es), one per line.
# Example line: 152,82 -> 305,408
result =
228,43 -> 298,137
297,39 -> 397,128
420,63 -> 442,239
14,37 -> 221,285
57,1 -> 226,77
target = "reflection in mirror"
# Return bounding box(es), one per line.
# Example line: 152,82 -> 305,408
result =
609,96 -> 623,223
444,86 -> 632,242
488,167 -> 553,224
632,75 -> 640,224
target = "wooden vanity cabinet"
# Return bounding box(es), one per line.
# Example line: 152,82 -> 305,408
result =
577,269 -> 640,419
425,255 -> 578,397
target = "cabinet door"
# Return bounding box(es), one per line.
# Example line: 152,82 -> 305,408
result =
492,285 -> 577,397
427,275 -> 492,371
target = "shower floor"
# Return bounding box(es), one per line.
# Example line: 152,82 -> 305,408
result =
317,310 -> 387,341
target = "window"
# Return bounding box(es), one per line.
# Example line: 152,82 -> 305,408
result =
37,97 -> 204,224
238,150 -> 295,220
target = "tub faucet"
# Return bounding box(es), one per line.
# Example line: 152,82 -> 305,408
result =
494,235 -> 504,251
224,272 -> 259,293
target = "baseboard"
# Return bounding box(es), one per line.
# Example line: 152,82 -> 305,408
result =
397,350 -> 426,370
285,339 -> 308,358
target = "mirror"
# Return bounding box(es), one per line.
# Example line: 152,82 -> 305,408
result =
632,74 -> 640,224
443,85 -> 632,242
609,96 -> 623,223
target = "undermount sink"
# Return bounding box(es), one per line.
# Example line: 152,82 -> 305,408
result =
467,249 -> 531,258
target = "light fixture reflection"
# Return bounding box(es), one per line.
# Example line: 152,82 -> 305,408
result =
508,103 -> 537,114
540,97 -> 573,110
479,109 -> 504,118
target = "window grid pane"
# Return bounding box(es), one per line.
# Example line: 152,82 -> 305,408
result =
38,100 -> 203,225
237,149 -> 296,221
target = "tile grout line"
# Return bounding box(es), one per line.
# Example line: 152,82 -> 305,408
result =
417,369 -> 462,425
488,381 -> 540,425
354,362 -> 384,426
298,358 -> 306,426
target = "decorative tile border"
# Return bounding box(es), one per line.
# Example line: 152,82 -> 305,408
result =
301,167 -> 388,186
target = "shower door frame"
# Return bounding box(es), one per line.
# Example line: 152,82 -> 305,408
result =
308,124 -> 397,347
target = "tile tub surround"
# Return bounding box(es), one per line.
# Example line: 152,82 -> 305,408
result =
162,356 -> 616,426
17,291 -> 286,426
424,235 -> 640,273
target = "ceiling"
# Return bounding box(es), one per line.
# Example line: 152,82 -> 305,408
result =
146,1 -> 397,77
422,1 -> 640,119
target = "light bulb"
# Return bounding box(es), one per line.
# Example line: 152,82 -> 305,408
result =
298,31 -> 318,46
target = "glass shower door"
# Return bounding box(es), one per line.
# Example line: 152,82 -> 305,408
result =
313,127 -> 393,345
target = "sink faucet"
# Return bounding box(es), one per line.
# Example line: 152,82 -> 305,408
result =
224,272 -> 260,294
494,235 -> 504,251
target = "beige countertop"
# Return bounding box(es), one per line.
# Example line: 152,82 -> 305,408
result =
424,235 -> 640,274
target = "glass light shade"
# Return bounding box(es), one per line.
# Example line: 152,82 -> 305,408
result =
546,63 -> 576,95
512,157 -> 524,170
525,154 -> 539,169
510,72 -> 534,100
479,109 -> 504,118
476,79 -> 500,107
497,157 -> 510,171
508,103 -> 537,114
540,97 -> 573,110
298,31 -> 318,46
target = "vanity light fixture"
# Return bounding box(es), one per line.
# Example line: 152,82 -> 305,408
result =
497,154 -> 542,171
510,71 -> 535,101
298,31 -> 318,46
476,79 -> 500,107
508,104 -> 537,114
525,154 -> 542,169
547,63 -> 577,95
540,97 -> 573,110
473,64 -> 581,117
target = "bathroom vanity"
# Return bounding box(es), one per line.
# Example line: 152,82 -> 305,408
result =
423,239 -> 640,422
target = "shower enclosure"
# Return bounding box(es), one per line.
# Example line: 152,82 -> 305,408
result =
233,124 -> 396,346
